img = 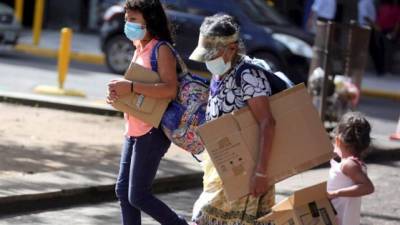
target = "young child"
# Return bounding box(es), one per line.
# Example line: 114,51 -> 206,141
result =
327,112 -> 375,225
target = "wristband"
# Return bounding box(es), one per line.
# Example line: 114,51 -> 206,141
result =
255,172 -> 267,178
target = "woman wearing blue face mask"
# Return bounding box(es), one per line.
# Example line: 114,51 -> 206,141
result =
189,14 -> 276,225
106,1 -> 188,225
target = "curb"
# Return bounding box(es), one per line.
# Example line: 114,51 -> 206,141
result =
362,89 -> 400,101
14,44 -> 105,65
13,45 -> 400,101
0,91 -> 121,117
370,134 -> 400,152
0,173 -> 203,217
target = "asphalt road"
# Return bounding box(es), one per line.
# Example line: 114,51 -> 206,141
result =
0,160 -> 399,225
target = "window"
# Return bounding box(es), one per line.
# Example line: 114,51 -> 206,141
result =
162,0 -> 187,13
238,0 -> 289,25
187,7 -> 216,17
186,0 -> 224,17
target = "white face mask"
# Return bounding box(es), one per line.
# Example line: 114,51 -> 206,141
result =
205,56 -> 231,77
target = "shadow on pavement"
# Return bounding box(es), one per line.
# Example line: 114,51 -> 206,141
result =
0,140 -> 121,176
361,212 -> 400,223
365,148 -> 400,168
0,136 -> 202,217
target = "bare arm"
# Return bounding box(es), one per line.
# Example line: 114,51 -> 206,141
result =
365,17 -> 380,31
328,159 -> 374,199
107,44 -> 178,102
306,10 -> 315,32
247,96 -> 276,197
133,45 -> 178,99
388,22 -> 400,40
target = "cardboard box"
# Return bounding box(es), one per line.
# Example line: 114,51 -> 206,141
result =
111,63 -> 170,127
257,182 -> 338,225
197,84 -> 333,201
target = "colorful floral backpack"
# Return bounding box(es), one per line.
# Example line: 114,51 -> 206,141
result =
150,41 -> 209,155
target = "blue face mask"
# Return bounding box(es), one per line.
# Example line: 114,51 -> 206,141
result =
124,22 -> 146,41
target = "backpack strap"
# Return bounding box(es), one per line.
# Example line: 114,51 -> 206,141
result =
234,62 -> 289,95
150,40 -> 189,74
150,41 -> 166,72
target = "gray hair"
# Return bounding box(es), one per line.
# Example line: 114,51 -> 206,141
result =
200,14 -> 239,37
200,14 -> 246,53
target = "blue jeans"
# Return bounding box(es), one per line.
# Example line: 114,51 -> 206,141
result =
115,128 -> 188,225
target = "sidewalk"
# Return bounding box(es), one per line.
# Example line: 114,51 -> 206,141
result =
15,29 -> 400,100
362,72 -> 400,100
0,143 -> 203,215
15,29 -> 104,65
0,100 -> 203,216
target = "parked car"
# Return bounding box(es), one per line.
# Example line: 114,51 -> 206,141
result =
0,3 -> 21,46
100,0 -> 314,84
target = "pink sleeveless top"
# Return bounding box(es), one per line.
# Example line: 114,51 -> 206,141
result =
124,38 -> 158,137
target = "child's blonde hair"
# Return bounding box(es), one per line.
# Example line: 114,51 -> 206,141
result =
336,112 -> 371,157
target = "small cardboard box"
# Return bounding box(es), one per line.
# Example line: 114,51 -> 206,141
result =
197,84 -> 333,201
111,63 -> 170,127
257,182 -> 338,225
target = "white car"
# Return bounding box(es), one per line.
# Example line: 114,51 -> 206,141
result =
0,3 -> 21,46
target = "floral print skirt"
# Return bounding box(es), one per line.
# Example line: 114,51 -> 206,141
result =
192,153 -> 275,225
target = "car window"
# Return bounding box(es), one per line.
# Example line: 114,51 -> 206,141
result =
187,7 -> 215,17
186,0 -> 225,17
0,3 -> 14,24
162,0 -> 187,13
238,0 -> 289,25
0,3 -> 14,14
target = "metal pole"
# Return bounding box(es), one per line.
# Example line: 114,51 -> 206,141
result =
14,0 -> 24,23
88,0 -> 99,30
319,22 -> 334,121
33,0 -> 45,46
58,28 -> 73,89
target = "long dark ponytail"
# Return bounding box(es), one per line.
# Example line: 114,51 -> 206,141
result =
125,0 -> 174,44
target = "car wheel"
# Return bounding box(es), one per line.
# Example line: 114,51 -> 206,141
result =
252,52 -> 283,73
105,35 -> 135,74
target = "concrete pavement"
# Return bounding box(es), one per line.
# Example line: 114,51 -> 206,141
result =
0,106 -> 203,215
15,30 -> 104,65
0,155 -> 202,216
1,161 -> 399,224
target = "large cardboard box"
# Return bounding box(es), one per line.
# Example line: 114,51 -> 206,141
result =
197,84 -> 333,201
257,182 -> 338,225
111,63 -> 170,127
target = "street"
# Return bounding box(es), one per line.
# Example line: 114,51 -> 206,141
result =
0,48 -> 400,225
0,161 -> 399,225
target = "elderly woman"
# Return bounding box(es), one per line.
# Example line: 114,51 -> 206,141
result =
190,14 -> 276,225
